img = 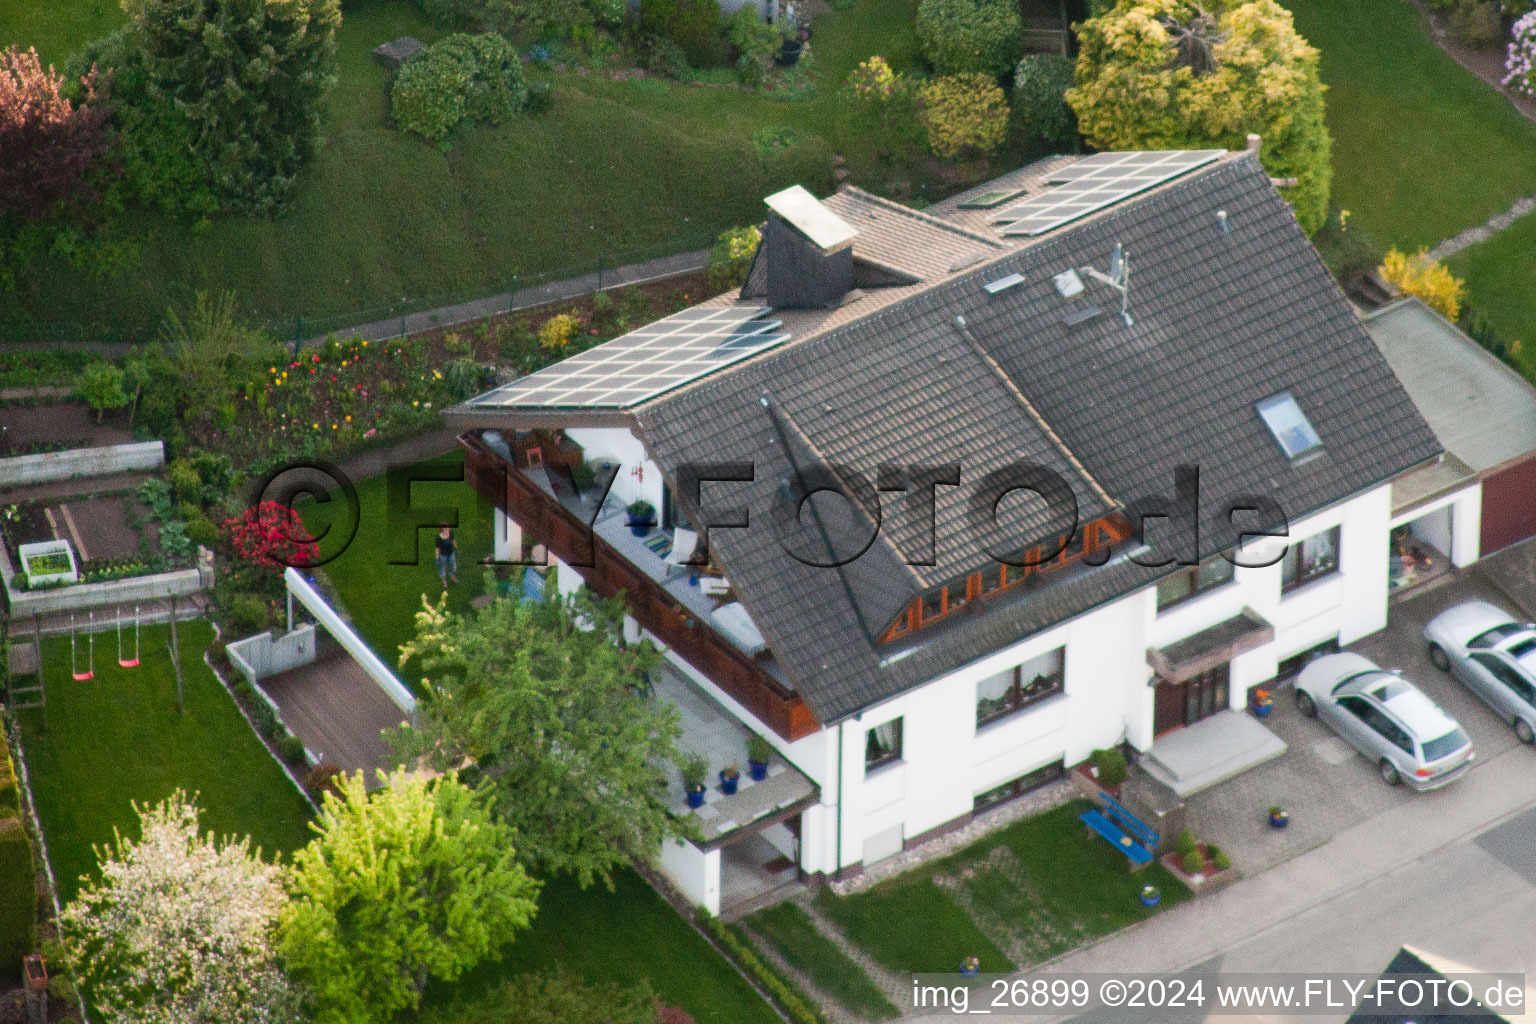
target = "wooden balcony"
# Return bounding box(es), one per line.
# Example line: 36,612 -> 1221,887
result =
462,433 -> 821,742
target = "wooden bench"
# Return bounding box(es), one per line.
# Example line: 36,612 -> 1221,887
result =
1080,793 -> 1159,868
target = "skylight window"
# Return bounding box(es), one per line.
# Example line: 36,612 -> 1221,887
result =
1256,391 -> 1322,460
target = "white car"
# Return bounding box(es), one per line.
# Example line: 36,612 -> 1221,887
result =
1424,600 -> 1536,744
1295,652 -> 1474,789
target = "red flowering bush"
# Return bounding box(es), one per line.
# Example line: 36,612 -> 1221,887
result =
222,501 -> 318,570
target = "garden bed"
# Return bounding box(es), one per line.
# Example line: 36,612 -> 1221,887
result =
1,487 -> 171,590
0,402 -> 131,458
1160,842 -> 1238,896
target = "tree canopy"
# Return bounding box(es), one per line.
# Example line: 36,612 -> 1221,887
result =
1066,0 -> 1332,234
58,792 -> 301,1024
280,770 -> 539,1024
394,581 -> 687,888
0,46 -> 110,223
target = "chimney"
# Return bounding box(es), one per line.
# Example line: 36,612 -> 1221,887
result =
1245,133 -> 1262,154
762,185 -> 858,310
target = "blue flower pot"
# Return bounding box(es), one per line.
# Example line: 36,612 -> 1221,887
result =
748,759 -> 769,782
628,517 -> 655,537
958,962 -> 979,975
686,786 -> 705,809
1252,702 -> 1274,718
1269,811 -> 1289,829
720,772 -> 739,795
1140,889 -> 1161,908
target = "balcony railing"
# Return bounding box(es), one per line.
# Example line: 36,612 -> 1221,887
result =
461,434 -> 821,742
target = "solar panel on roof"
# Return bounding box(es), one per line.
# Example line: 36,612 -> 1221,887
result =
475,306 -> 789,409
989,150 -> 1225,237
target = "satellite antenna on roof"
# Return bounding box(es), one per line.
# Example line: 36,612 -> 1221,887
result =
1080,242 -> 1132,326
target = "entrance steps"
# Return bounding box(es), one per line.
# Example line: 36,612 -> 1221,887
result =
1140,710 -> 1287,797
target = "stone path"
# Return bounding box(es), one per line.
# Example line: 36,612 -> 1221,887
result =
799,896 -> 918,1016
1426,194 -> 1536,262
737,918 -> 866,1024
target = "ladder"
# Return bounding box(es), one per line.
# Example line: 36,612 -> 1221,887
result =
5,615 -> 46,731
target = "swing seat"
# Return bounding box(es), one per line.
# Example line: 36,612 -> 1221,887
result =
118,658 -> 139,668
72,669 -> 94,681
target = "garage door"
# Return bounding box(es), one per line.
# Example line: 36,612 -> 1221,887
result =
1481,455 -> 1536,555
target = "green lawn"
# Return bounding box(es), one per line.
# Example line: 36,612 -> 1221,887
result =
1449,213 -> 1536,373
815,801 -> 1187,976
0,0 -> 950,340
747,901 -> 900,1021
15,621 -> 315,901
1281,0 -> 1536,251
0,0 -> 122,66
301,451 -> 496,692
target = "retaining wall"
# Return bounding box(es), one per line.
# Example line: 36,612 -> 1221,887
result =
0,440 -> 164,486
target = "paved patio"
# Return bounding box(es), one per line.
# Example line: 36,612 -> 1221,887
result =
1184,569 -> 1527,876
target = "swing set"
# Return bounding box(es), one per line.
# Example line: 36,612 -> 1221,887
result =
69,605 -> 143,679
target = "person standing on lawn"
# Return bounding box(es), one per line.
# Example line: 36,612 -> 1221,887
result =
435,524 -> 458,588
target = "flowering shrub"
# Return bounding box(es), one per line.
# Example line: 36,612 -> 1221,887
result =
707,225 -> 762,291
223,501 -> 318,571
845,55 -> 901,103
918,74 -> 1010,159
539,312 -> 581,351
1378,249 -> 1466,322
841,57 -> 922,160
1508,11 -> 1536,96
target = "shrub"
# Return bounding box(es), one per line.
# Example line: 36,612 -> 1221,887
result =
392,33 -> 529,144
641,35 -> 691,79
1013,53 -> 1077,146
1465,309 -> 1525,371
77,361 -> 129,422
539,312 -> 580,352
841,55 -> 922,159
639,0 -> 725,68
0,718 -> 37,983
1212,849 -> 1232,871
728,6 -> 783,85
1088,746 -> 1127,788
167,458 -> 203,503
278,734 -> 307,764
228,593 -> 271,633
915,0 -> 1024,77
1175,828 -> 1198,856
1181,848 -> 1205,874
443,357 -> 488,399
222,500 -> 319,570
1451,0 -> 1503,48
918,74 -> 1009,159
699,914 -> 820,1024
707,225 -> 761,292
1507,11 -> 1536,96
1378,249 -> 1466,322
418,971 -> 659,1024
304,762 -> 346,801
0,46 -> 112,222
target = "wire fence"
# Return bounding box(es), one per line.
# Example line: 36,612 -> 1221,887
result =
0,230 -> 721,349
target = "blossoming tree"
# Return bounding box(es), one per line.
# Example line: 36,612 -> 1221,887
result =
222,500 -> 318,570
58,793 -> 301,1024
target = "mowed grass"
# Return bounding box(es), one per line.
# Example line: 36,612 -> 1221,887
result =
1281,0 -> 1536,250
747,902 -> 900,1020
0,0 -> 123,66
0,0 -> 930,339
15,621 -> 315,900
1449,212 -> 1536,375
300,451 -> 496,693
816,801 -> 1186,976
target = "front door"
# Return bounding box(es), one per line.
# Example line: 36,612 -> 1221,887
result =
1153,664 -> 1232,735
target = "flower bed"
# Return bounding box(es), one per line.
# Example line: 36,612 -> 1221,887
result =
1160,841 -> 1238,896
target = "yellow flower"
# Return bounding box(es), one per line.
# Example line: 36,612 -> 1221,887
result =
313,423 -> 319,429
412,400 -> 420,407
345,415 -> 351,421
432,369 -> 443,379
332,424 -> 338,430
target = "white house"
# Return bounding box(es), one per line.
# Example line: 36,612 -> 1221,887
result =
448,147 -> 1451,914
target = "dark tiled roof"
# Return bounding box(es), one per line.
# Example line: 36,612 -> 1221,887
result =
635,155 -> 1440,723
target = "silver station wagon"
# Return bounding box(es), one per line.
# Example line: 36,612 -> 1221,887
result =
1295,652 -> 1474,789
1425,600 -> 1536,744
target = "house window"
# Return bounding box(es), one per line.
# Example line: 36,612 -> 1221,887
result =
976,648 -> 1065,727
1281,526 -> 1341,593
865,718 -> 903,773
1256,390 -> 1323,460
1155,556 -> 1236,610
972,760 -> 1064,814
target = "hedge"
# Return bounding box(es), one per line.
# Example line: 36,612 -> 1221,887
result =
700,912 -> 823,1024
0,718 -> 38,982
915,0 -> 1023,78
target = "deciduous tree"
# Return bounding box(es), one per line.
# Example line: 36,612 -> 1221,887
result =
394,581 -> 687,887
0,46 -> 110,222
1066,0 -> 1332,234
58,792 -> 301,1024
280,770 -> 539,1024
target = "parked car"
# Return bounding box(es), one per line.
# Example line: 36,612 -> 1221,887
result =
1424,600 -> 1536,744
1295,652 -> 1474,789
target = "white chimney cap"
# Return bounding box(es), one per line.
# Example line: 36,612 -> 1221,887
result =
1246,133 -> 1262,153
764,185 -> 859,251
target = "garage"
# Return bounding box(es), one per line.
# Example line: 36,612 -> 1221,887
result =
1480,454 -> 1536,555
1366,299 -> 1536,559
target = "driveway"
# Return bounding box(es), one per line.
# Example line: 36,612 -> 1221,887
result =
1185,571 -> 1529,877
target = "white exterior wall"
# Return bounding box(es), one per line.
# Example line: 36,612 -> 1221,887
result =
566,427 -> 665,515
659,837 -> 721,915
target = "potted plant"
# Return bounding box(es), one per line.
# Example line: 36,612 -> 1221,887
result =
747,733 -> 774,781
680,752 -> 708,809
1251,688 -> 1274,718
1140,884 -> 1161,908
1268,805 -> 1289,829
720,762 -> 741,795
958,955 -> 980,975
627,499 -> 657,537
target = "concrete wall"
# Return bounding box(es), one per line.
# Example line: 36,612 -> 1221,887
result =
225,624 -> 319,685
659,837 -> 722,916
0,440 -> 163,487
6,567 -> 204,618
